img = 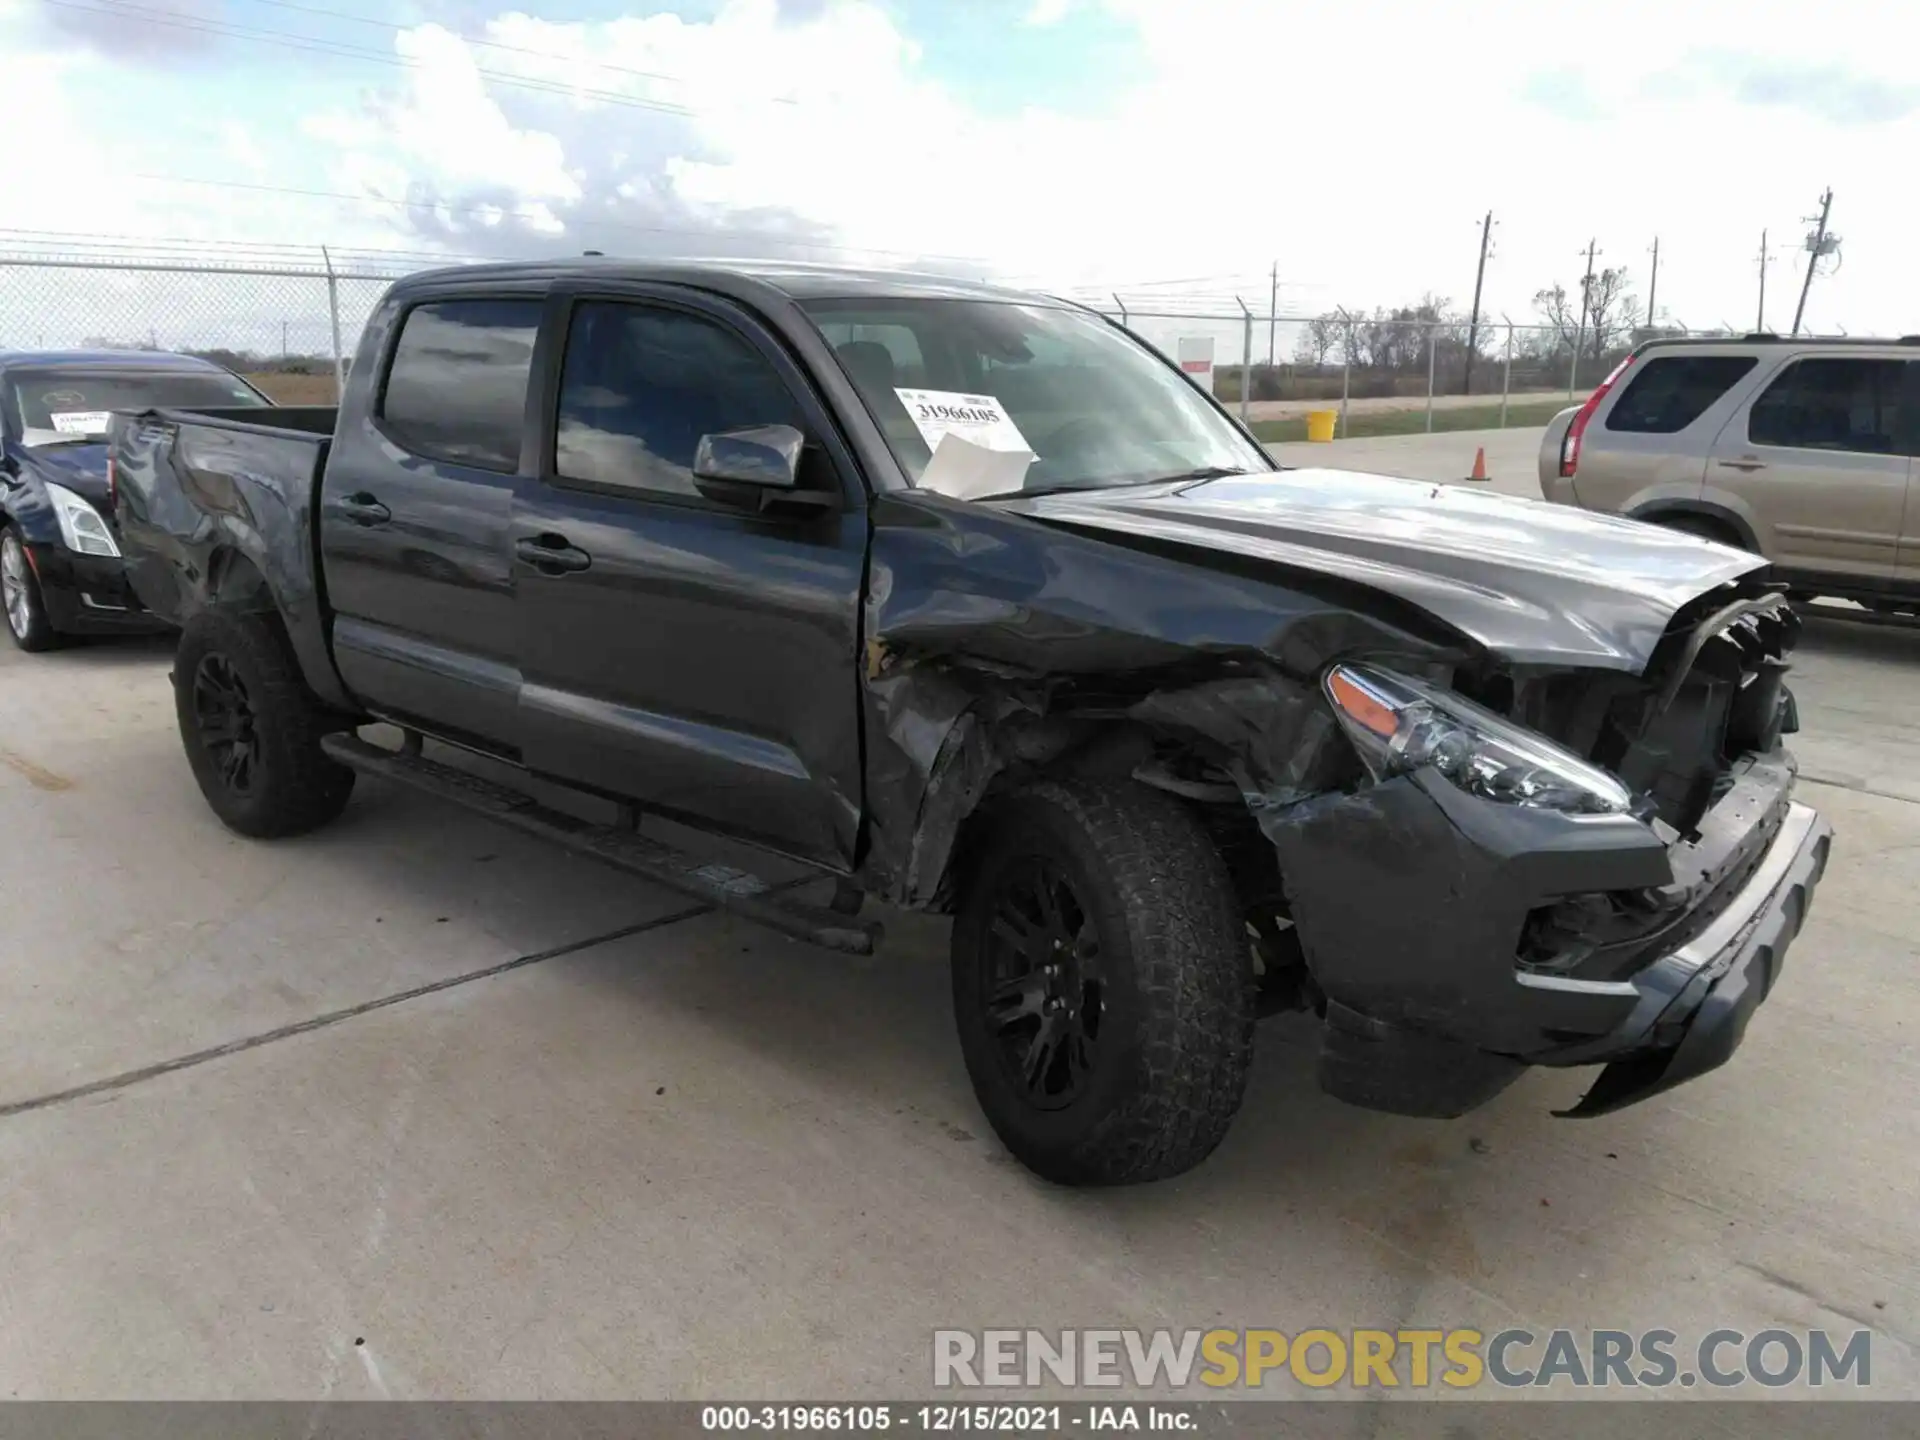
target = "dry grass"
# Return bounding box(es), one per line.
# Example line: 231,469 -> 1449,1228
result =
246,372 -> 339,406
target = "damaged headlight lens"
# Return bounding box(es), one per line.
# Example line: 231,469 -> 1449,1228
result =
1323,662 -> 1633,815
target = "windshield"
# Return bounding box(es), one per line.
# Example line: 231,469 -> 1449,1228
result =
803,297 -> 1270,496
4,367 -> 270,445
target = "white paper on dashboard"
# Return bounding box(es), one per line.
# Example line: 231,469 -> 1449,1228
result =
894,388 -> 1032,455
50,411 -> 113,435
914,433 -> 1035,501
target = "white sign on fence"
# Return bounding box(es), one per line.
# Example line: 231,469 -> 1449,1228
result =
1176,337 -> 1215,394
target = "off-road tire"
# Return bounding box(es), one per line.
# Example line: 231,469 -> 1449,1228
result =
951,779 -> 1256,1186
1,525 -> 59,652
174,606 -> 354,838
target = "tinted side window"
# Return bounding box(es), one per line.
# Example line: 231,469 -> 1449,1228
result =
555,301 -> 803,499
381,299 -> 542,471
1748,358 -> 1904,455
1606,355 -> 1755,433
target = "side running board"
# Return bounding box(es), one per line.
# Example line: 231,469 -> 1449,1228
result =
320,732 -> 881,956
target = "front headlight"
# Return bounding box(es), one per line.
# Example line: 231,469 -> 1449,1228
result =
1323,662 -> 1633,815
45,482 -> 120,558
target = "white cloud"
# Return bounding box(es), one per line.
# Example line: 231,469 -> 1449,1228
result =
6,0 -> 1920,336
220,121 -> 267,175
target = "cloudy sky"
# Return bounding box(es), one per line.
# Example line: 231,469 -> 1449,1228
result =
4,0 -> 1916,333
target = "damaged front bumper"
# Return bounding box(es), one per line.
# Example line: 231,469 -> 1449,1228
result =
1268,750 -> 1832,1120
1542,797 -> 1829,1115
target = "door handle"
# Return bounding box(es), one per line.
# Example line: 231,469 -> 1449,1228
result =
514,533 -> 592,574
1718,457 -> 1767,472
338,492 -> 391,525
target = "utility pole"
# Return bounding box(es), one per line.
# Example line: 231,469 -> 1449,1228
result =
1267,261 -> 1277,368
1646,237 -> 1660,332
1791,187 -> 1835,336
1463,210 -> 1494,395
1756,229 -> 1770,332
1570,239 -> 1599,396
281,320 -> 289,362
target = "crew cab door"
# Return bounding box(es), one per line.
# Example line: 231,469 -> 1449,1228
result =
511,285 -> 868,868
320,292 -> 543,753
1708,352 -> 1912,581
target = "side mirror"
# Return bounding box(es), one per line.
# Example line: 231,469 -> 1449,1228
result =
694,424 -> 803,489
691,424 -> 836,515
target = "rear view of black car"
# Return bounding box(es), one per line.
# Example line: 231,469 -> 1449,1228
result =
0,350 -> 272,652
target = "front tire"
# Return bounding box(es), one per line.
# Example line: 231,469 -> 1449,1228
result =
173,607 -> 355,837
1,526 -> 59,652
951,779 -> 1256,1186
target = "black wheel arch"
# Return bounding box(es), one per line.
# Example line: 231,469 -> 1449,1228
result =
205,546 -> 277,612
1626,499 -> 1758,551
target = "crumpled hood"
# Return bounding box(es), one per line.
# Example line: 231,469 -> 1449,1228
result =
20,441 -> 111,505
1000,468 -> 1768,671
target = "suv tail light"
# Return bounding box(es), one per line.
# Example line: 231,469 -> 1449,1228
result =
1559,354 -> 1635,478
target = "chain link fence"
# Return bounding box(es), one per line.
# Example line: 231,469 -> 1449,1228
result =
0,250 -> 403,405
0,246 -> 1742,438
1100,304 -> 1740,441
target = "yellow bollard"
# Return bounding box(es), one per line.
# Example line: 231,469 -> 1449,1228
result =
1305,409 -> 1338,443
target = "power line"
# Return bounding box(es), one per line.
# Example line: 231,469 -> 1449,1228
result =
44,0 -> 709,119
0,228 -> 483,265
232,0 -> 804,104
1096,272 -> 1266,290
119,173 -> 999,268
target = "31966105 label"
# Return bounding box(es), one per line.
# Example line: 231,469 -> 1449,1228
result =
892,388 -> 1032,456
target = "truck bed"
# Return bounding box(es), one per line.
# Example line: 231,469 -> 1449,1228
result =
112,403 -> 351,710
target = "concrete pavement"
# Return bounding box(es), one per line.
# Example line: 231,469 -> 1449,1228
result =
1267,424 -> 1549,498
2,445 -> 1917,1399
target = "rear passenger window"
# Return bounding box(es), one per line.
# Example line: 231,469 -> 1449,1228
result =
1748,357 -> 1904,455
381,299 -> 542,472
1605,355 -> 1756,433
554,301 -> 804,500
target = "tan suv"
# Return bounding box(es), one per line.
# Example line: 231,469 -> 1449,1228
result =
1539,335 -> 1920,613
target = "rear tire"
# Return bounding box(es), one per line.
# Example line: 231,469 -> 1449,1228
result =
951,779 -> 1256,1186
1,526 -> 60,653
173,607 -> 354,837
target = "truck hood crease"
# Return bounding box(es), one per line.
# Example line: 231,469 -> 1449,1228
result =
1000,468 -> 1769,671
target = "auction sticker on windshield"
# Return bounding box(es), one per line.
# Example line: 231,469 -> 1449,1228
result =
895,388 -> 1031,454
50,411 -> 113,435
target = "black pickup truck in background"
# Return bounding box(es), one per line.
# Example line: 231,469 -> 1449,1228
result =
112,259 -> 1831,1184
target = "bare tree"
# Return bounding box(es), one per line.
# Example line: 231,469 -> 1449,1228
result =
1581,267 -> 1642,359
1532,283 -> 1580,354
1293,313 -> 1340,369
1534,269 -> 1643,360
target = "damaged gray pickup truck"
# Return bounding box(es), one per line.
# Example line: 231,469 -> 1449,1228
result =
111,259 -> 1831,1185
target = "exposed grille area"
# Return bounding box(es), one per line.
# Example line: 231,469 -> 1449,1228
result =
1597,592 -> 1800,834
1486,584 -> 1799,837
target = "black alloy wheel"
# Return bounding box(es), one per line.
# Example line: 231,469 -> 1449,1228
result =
950,779 -> 1256,1186
981,854 -> 1106,1110
192,652 -> 263,797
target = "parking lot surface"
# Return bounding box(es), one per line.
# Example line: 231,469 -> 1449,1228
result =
2,430 -> 1916,1399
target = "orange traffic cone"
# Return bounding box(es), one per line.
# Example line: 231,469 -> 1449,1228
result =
1465,446 -> 1489,482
